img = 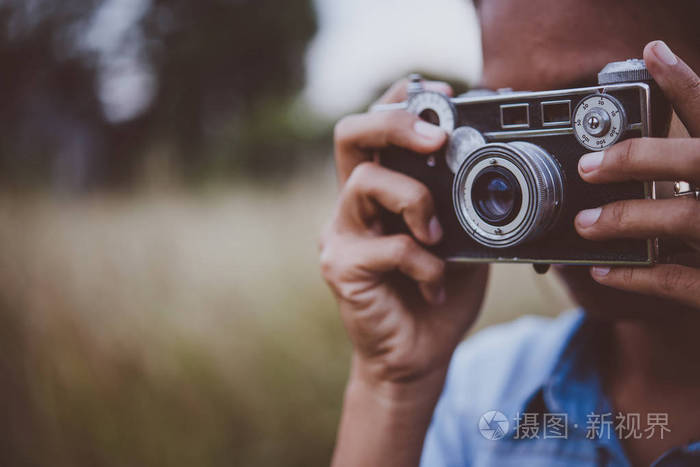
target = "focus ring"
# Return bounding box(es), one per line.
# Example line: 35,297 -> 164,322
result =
452,142 -> 564,248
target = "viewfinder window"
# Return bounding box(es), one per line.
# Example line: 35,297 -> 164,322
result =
541,100 -> 571,126
500,104 -> 529,129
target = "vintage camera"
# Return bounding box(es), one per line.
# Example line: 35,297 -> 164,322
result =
374,60 -> 673,268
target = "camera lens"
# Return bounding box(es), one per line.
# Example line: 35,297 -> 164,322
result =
452,142 -> 564,249
471,167 -> 522,226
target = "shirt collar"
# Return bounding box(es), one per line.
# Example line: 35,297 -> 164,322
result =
517,311 -> 629,463
542,313 -> 611,431
506,311 -> 700,466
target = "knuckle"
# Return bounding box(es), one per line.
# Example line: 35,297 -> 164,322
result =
345,161 -> 374,192
375,110 -> 418,148
673,199 -> 700,234
392,234 -> 416,261
333,117 -> 348,143
682,73 -> 700,96
333,114 -> 359,146
319,243 -> 337,281
401,183 -> 431,213
319,235 -> 348,284
611,138 -> 638,171
619,267 -> 637,285
608,201 -> 633,227
320,243 -> 361,301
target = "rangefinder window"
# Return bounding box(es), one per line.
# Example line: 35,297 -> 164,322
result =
541,100 -> 572,126
500,104 -> 529,129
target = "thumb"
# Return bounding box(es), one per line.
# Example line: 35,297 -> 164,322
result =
644,40 -> 700,137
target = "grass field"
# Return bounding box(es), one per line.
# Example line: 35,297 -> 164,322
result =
0,168 -> 573,466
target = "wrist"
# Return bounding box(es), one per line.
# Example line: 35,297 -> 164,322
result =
348,354 -> 448,411
331,355 -> 449,467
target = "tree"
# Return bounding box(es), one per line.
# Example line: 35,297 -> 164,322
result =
0,0 -> 318,189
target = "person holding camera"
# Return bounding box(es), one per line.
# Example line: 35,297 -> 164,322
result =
320,1 -> 700,465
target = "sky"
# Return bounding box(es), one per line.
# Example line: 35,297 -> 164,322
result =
81,0 -> 155,123
303,0 -> 483,118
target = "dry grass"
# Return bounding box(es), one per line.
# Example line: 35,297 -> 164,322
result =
0,168 -> 572,466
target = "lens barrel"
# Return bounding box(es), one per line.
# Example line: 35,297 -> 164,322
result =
452,142 -> 564,248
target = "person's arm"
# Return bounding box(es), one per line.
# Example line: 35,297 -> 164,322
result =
332,360 -> 446,467
320,79 -> 489,467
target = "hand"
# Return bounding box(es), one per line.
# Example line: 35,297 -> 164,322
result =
574,41 -> 700,310
320,79 -> 489,393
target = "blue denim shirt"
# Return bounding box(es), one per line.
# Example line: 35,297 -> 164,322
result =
420,310 -> 700,466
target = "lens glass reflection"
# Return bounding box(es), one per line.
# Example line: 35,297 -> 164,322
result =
471,166 -> 522,226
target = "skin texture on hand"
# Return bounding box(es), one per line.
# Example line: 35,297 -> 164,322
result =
321,80 -> 488,466
574,41 -> 700,310
321,80 -> 489,386
325,6 -> 700,461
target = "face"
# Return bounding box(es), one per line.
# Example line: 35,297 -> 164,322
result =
477,0 -> 700,91
476,0 -> 699,318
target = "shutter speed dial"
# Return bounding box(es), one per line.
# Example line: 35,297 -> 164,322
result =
573,94 -> 626,151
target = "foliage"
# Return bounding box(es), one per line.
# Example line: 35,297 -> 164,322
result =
0,0 -> 319,190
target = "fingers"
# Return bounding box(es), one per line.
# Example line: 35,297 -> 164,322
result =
575,198 -> 700,242
333,78 -> 452,185
644,41 -> 700,137
334,110 -> 447,184
320,234 -> 446,305
375,79 -> 453,105
590,264 -> 700,309
361,235 -> 445,285
578,196 -> 700,309
580,42 -> 700,186
578,138 -> 700,185
579,42 -> 700,309
337,163 -> 442,245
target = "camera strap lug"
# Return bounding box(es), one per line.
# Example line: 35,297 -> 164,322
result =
533,264 -> 551,275
673,181 -> 700,201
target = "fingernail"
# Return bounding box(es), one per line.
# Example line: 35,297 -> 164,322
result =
579,152 -> 604,173
652,40 -> 678,66
414,120 -> 444,141
576,207 -> 602,228
592,266 -> 611,278
429,216 -> 443,243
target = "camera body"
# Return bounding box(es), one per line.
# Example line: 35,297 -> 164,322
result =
375,60 -> 672,266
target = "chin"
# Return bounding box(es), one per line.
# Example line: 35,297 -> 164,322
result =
553,265 -> 696,321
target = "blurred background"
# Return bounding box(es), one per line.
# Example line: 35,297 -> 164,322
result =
0,0 -> 573,465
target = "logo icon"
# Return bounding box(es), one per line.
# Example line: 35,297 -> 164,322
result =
479,410 -> 509,440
